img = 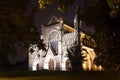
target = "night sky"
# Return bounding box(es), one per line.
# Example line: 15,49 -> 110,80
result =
34,0 -> 94,33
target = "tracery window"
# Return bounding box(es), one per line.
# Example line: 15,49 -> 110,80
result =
48,31 -> 59,54
49,31 -> 59,41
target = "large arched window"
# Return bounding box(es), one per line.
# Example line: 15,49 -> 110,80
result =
49,31 -> 59,55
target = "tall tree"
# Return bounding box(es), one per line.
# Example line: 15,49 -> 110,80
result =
0,0 -> 46,66
67,43 -> 85,71
82,0 -> 120,71
67,8 -> 85,71
77,0 -> 120,71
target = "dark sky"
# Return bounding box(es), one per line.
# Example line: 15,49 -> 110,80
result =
34,0 -> 94,33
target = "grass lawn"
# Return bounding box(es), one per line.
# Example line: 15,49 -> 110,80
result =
0,71 -> 119,80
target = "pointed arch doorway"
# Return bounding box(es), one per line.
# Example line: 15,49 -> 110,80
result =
49,58 -> 54,70
66,59 -> 71,71
36,63 -> 39,70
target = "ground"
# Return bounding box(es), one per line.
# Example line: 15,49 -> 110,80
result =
0,71 -> 119,80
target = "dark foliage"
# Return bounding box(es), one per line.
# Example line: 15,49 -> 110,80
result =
67,43 -> 86,71
0,0 -> 46,66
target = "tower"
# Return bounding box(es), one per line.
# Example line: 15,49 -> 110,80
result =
73,7 -> 83,71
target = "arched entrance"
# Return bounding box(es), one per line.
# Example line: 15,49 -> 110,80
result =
66,59 -> 71,71
49,59 -> 54,70
36,63 -> 39,70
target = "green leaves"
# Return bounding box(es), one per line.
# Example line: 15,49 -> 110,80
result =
38,0 -> 120,17
39,0 -> 55,9
38,0 -> 75,12
0,0 -> 46,66
107,0 -> 120,17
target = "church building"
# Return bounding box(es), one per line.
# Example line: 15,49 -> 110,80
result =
28,15 -> 102,71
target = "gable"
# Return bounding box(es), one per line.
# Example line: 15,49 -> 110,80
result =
48,15 -> 59,25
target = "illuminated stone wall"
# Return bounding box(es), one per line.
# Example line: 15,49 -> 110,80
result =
28,16 -> 102,71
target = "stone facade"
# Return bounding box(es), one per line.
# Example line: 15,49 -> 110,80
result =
28,15 -> 102,71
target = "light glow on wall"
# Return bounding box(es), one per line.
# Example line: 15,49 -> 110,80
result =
63,24 -> 75,32
61,62 -> 66,71
61,57 -> 69,71
32,61 -> 39,71
43,55 -> 51,70
44,62 -> 49,70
